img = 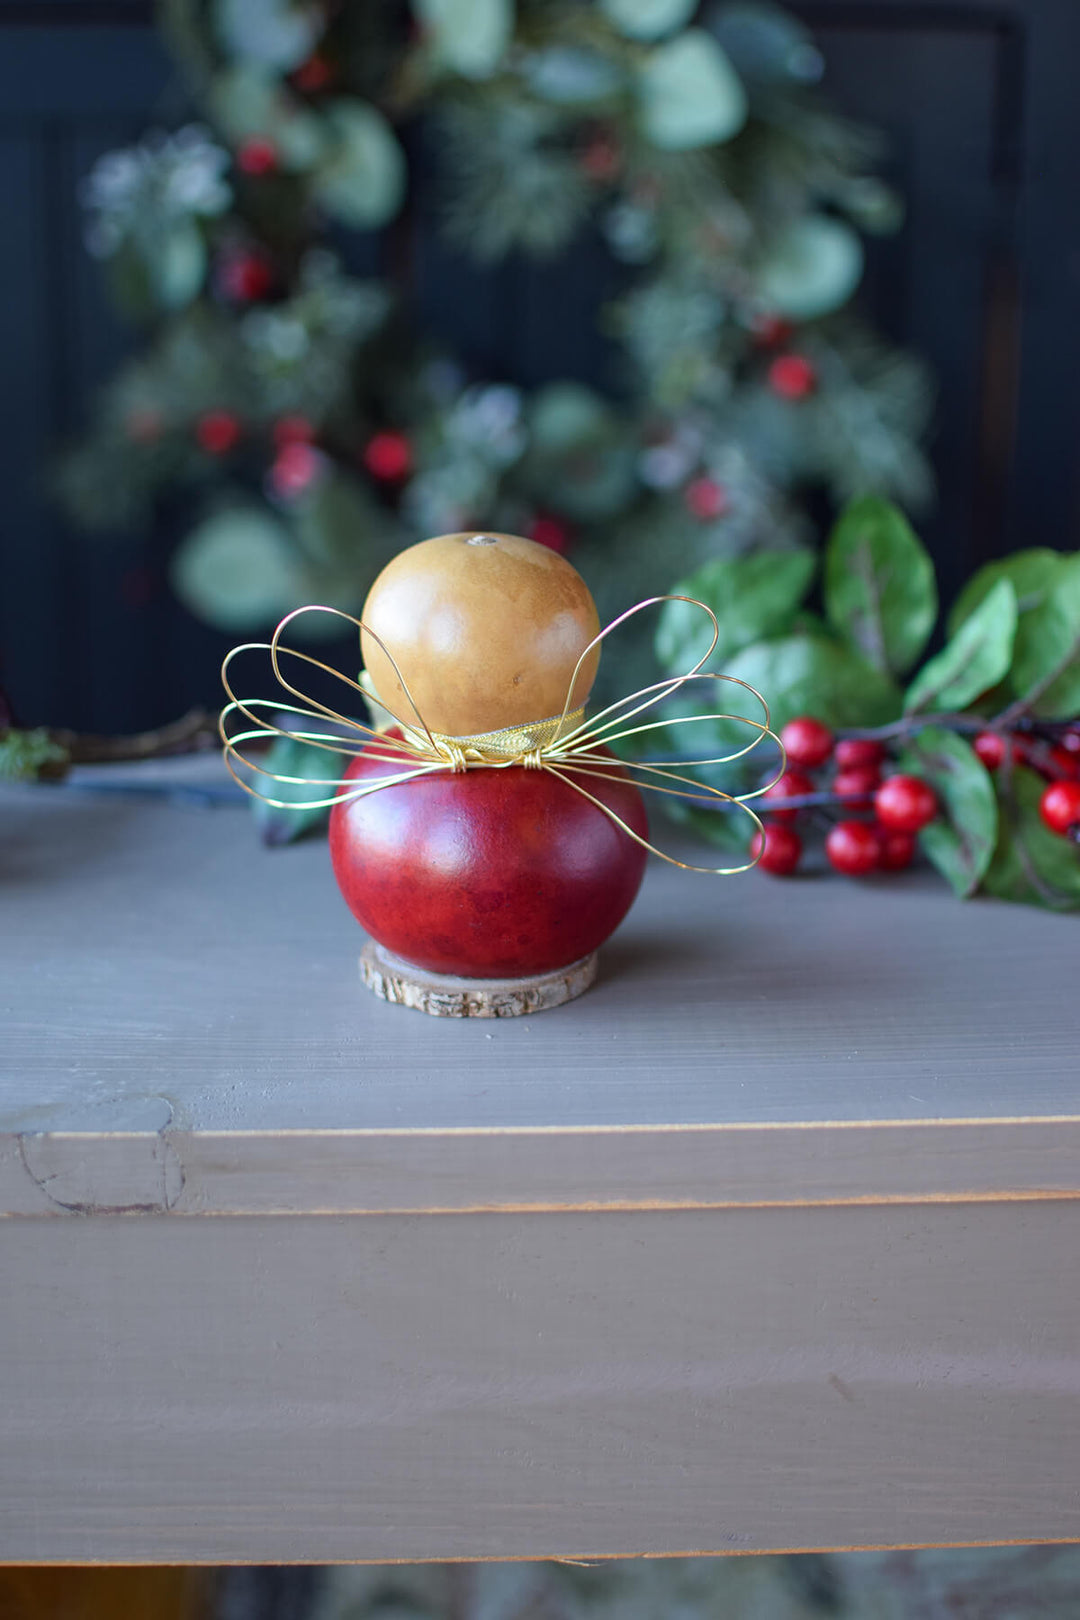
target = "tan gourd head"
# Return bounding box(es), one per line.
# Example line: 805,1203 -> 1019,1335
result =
360,531 -> 601,738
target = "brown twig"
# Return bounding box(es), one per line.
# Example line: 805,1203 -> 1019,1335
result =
50,708 -> 218,766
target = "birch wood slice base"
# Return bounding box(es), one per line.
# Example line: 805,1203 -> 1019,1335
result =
359,941 -> 598,1017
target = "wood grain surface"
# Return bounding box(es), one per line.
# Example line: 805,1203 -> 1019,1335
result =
3,771 -> 1080,1562
2,770 -> 1078,1143
3,1203 -> 1079,1563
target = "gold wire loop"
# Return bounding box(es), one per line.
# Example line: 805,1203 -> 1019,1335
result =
219,598 -> 786,875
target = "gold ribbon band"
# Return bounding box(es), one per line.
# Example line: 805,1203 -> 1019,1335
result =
413,708 -> 588,770
219,598 -> 787,875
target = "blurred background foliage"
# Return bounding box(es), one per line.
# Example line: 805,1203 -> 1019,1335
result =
57,0 -> 933,709
215,1547 -> 1080,1620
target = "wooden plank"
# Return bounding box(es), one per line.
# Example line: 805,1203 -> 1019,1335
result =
3,776 -> 1078,1146
2,1202 -> 1079,1563
4,1120 -> 1080,1220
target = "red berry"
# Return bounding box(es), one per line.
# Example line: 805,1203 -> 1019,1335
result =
763,769 -> 816,824
1060,727 -> 1080,755
973,730 -> 1007,771
877,828 -> 916,871
579,136 -> 620,181
195,409 -> 241,456
1047,745 -> 1080,780
236,137 -> 278,176
362,430 -> 412,482
273,414 -> 316,447
768,353 -> 816,400
874,774 -> 938,833
218,250 -> 274,303
834,737 -> 886,770
1039,780 -> 1080,837
751,313 -> 794,350
292,52 -> 335,93
780,716 -> 834,768
269,440 -> 324,499
684,477 -> 729,520
825,819 -> 881,877
833,764 -> 882,805
751,822 -> 802,876
528,514 -> 571,554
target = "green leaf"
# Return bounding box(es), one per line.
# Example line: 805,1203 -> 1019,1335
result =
1008,552 -> 1080,718
216,0 -> 320,70
718,633 -> 901,741
655,550 -> 815,673
903,579 -> 1017,715
982,768 -> 1080,911
758,216 -> 864,321
414,0 -> 512,79
824,495 -> 937,676
661,795 -> 753,854
0,728 -> 69,783
637,30 -> 748,150
171,506 -> 305,630
948,548 -> 1062,638
250,733 -> 338,847
601,0 -> 697,41
312,102 -> 406,229
899,727 -> 997,898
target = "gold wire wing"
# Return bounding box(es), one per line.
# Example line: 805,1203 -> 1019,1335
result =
219,597 -> 787,875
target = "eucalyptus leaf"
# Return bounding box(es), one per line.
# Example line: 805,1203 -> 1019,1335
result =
718,633 -> 901,742
528,382 -> 613,450
107,243 -> 157,321
414,0 -> 512,80
601,0 -> 697,41
638,30 -> 748,150
521,383 -> 634,519
522,47 -> 623,104
824,495 -> 937,676
171,506 -> 304,630
290,471 -> 405,628
758,215 -> 864,320
216,0 -> 320,71
313,102 -> 406,229
899,727 -> 997,898
655,550 -> 815,673
903,579 -> 1017,715
1008,552 -> 1080,718
535,443 -> 637,522
982,768 -> 1080,911
710,2 -> 821,85
250,733 -> 339,847
154,221 -> 207,309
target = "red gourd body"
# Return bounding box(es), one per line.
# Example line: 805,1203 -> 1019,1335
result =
328,734 -> 649,978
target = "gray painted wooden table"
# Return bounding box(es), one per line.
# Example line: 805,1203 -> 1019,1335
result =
2,764 -> 1079,1565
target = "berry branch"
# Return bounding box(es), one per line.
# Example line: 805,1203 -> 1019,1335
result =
1,708 -> 218,783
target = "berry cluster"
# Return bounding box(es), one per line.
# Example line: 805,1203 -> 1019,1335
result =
973,726 -> 1080,844
751,716 -> 938,878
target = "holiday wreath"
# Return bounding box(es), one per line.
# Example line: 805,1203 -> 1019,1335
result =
59,0 -> 932,657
